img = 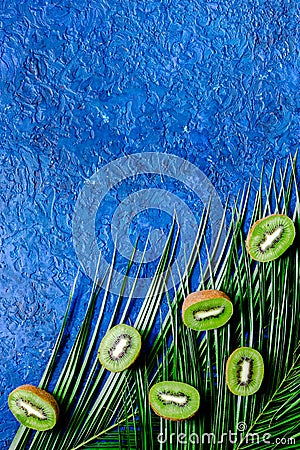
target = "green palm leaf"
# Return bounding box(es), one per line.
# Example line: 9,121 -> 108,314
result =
237,344 -> 300,450
9,154 -> 299,450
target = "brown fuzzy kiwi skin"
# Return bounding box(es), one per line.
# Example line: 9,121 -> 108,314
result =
148,392 -> 198,422
10,384 -> 60,424
182,289 -> 231,324
245,213 -> 294,261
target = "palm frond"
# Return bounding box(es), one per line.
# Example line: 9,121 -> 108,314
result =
237,343 -> 300,450
8,154 -> 299,450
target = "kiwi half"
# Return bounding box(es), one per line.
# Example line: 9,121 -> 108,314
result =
182,290 -> 233,331
246,214 -> 295,262
8,384 -> 59,431
149,381 -> 200,421
226,347 -> 264,396
98,324 -> 141,372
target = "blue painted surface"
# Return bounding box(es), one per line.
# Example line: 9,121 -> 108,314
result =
0,0 -> 299,445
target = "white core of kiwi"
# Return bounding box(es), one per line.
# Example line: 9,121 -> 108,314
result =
240,359 -> 252,385
158,392 -> 188,406
193,305 -> 225,321
111,336 -> 131,359
15,398 -> 47,420
259,226 -> 283,252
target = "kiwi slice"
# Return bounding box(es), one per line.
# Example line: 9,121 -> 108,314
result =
149,381 -> 200,421
246,214 -> 295,262
226,347 -> 264,396
8,384 -> 59,431
182,290 -> 233,331
98,324 -> 141,372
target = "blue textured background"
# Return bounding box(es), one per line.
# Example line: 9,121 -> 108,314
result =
0,0 -> 299,445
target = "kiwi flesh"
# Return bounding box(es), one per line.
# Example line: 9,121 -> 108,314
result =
98,324 -> 141,372
149,381 -> 200,421
246,214 -> 295,262
8,384 -> 59,431
226,347 -> 264,396
182,290 -> 233,331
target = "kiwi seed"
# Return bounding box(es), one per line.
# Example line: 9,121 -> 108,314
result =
8,384 -> 59,431
149,381 -> 200,421
98,324 -> 141,372
246,214 -> 295,262
182,290 -> 233,331
226,347 -> 264,396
